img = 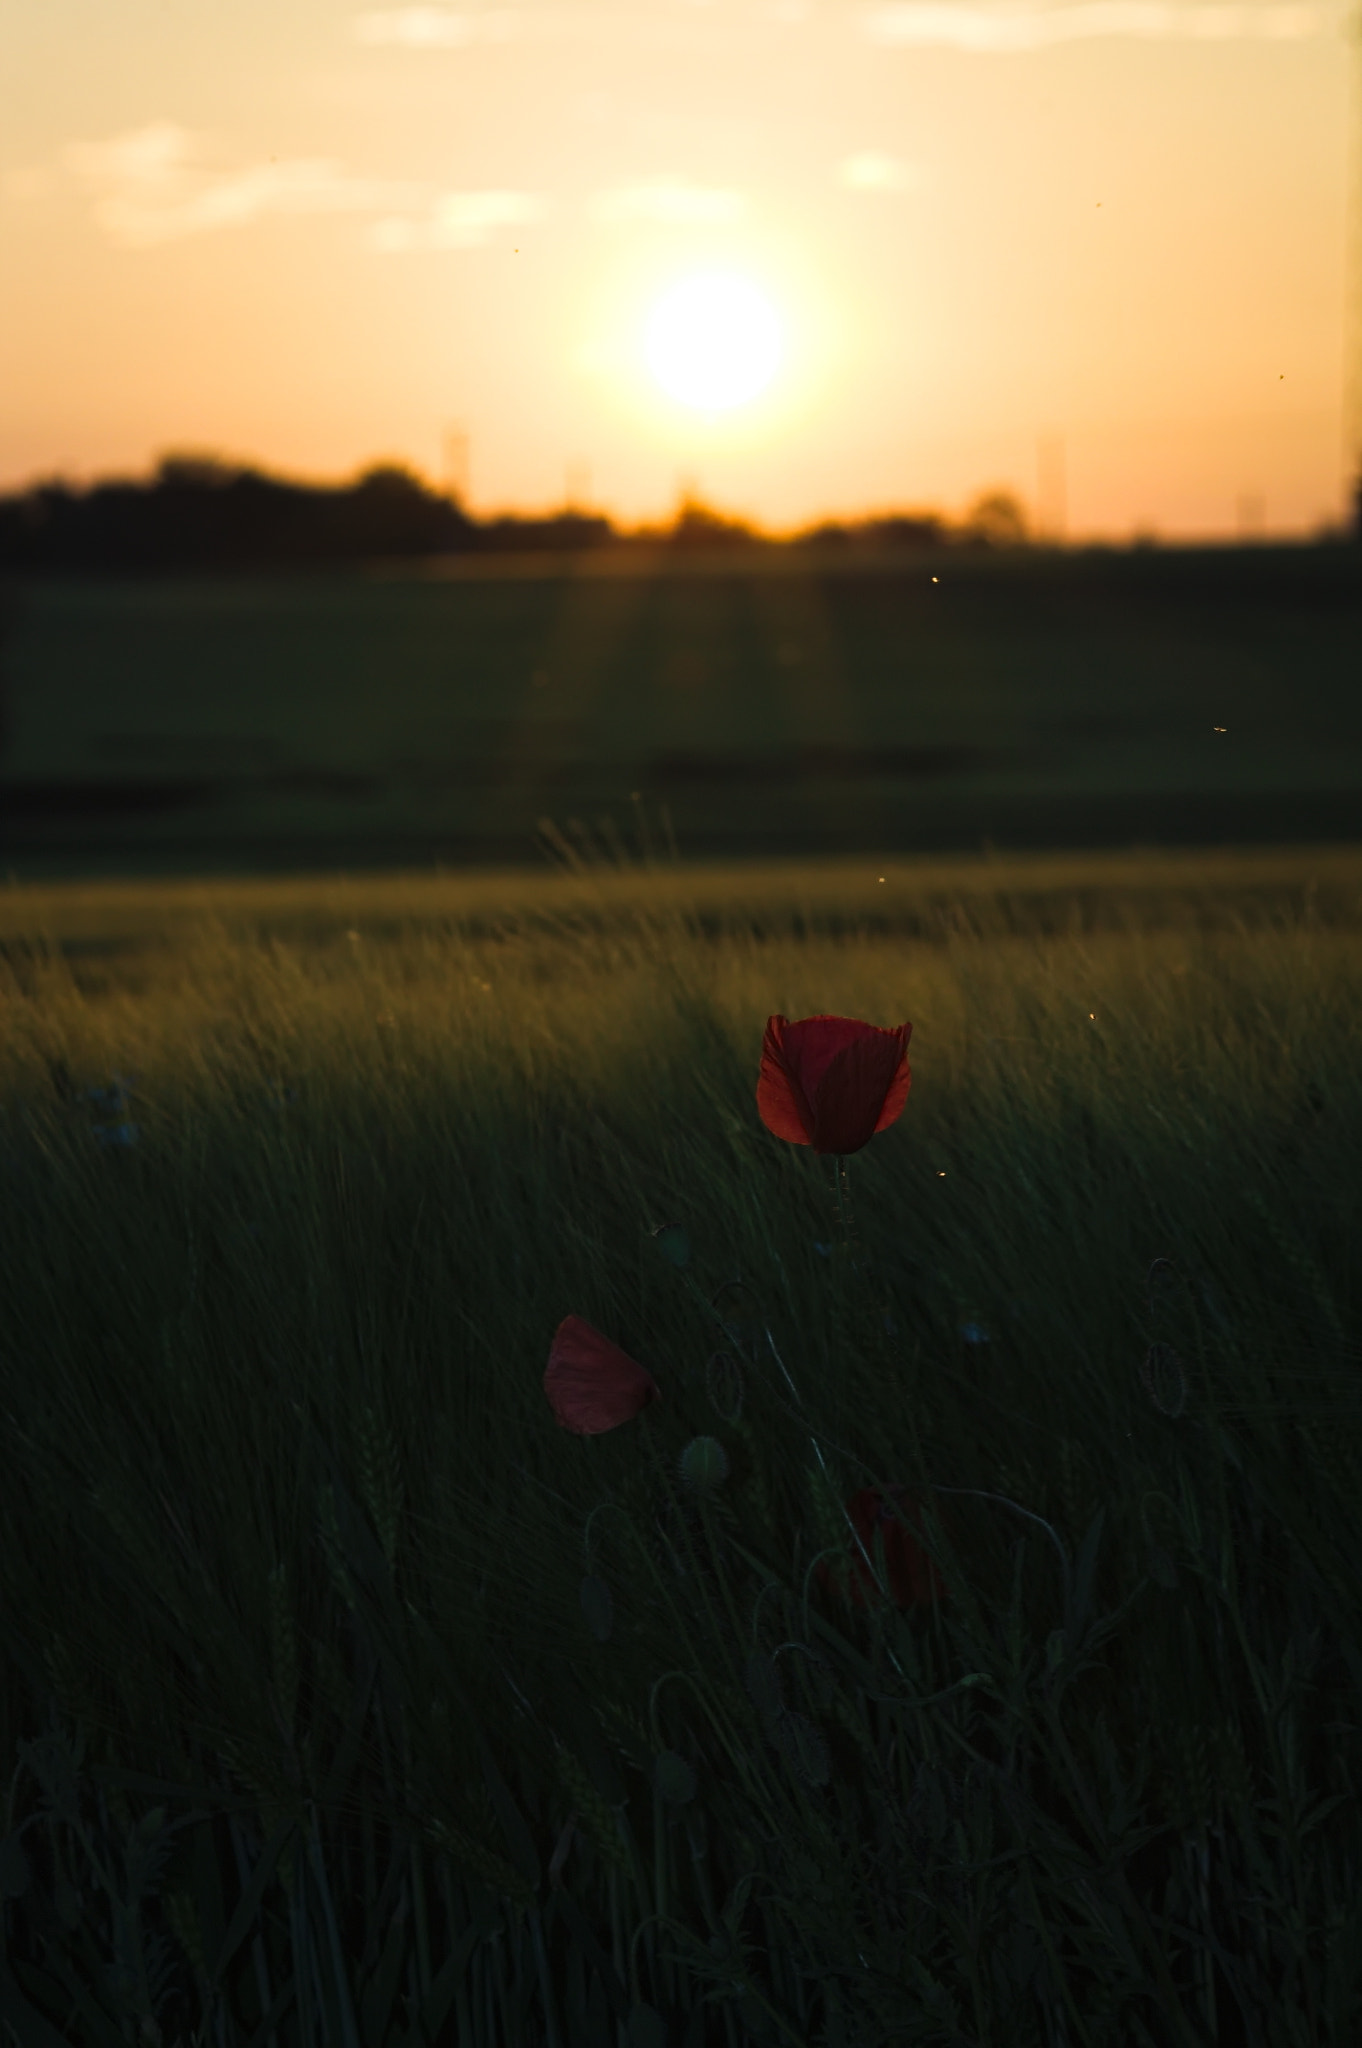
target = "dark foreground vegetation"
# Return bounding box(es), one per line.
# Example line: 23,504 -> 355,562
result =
0,849 -> 1360,2045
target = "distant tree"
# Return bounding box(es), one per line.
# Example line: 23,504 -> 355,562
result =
862,512 -> 946,549
155,452 -> 250,489
0,457 -> 478,571
794,511 -> 946,549
333,463 -> 470,555
478,511 -> 616,552
966,489 -> 1029,547
668,493 -> 756,549
352,461 -> 428,496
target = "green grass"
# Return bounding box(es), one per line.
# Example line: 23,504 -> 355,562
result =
4,544 -> 1361,875
1,845 -> 1360,2046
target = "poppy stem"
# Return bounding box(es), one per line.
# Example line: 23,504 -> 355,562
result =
705,1281 -> 899,1627
830,1154 -> 857,1253
759,1322 -> 894,1612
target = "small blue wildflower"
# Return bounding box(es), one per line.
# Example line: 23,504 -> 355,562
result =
83,1073 -> 137,1117
94,1122 -> 139,1149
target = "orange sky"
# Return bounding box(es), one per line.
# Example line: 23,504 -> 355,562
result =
1,0 -> 1353,537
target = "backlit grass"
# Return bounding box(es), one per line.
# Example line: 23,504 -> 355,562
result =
1,846 -> 1360,2045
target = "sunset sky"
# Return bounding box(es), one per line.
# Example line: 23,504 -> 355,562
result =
1,0 -> 1353,537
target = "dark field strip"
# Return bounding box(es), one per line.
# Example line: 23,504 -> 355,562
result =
2,543 -> 1359,879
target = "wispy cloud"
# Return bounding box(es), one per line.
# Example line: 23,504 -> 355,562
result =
839,152 -> 920,192
352,0 -> 1340,48
592,178 -> 745,225
62,123 -> 541,254
864,2 -> 1336,46
65,123 -> 412,248
349,4 -> 751,51
354,8 -> 522,45
371,189 -> 544,248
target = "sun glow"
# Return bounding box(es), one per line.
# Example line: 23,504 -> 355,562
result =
645,272 -> 784,414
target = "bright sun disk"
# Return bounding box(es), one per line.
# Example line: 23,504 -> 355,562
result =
645,272 -> 783,413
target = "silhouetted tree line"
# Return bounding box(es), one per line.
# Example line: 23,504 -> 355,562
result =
6,455 -> 1360,575
637,490 -> 960,551
0,455 -> 1051,574
0,457 -> 616,573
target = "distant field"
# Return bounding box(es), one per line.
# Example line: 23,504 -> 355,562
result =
1,542 -> 1359,878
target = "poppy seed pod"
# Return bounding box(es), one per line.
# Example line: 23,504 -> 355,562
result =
757,1014 -> 911,1155
544,1315 -> 661,1435
679,1435 -> 729,1492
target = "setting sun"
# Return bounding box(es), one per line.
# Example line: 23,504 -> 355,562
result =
645,273 -> 784,415
0,0 -> 1349,529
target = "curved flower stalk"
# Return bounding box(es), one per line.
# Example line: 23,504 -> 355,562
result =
709,1293 -> 925,1627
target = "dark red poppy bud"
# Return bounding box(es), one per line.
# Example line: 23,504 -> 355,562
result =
815,1487 -> 951,1611
544,1315 -> 661,1435
757,1014 -> 911,1155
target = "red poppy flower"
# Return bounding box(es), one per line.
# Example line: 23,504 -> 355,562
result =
544,1315 -> 661,1435
757,1014 -> 911,1156
815,1487 -> 951,1611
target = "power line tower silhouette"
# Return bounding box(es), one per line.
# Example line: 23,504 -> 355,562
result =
444,425 -> 470,510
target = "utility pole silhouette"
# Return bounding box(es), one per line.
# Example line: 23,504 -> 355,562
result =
1236,491 -> 1266,541
444,425 -> 470,510
565,459 -> 591,510
1036,433 -> 1067,542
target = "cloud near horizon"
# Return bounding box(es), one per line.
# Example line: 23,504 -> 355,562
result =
864,1 -> 1337,43
371,190 -> 545,248
65,124 -> 413,248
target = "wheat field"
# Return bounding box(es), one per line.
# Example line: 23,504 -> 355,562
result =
1,845 -> 1359,2046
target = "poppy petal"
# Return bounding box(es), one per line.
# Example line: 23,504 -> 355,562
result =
544,1315 -> 660,1435
818,1487 -> 951,1610
806,1026 -> 910,1155
872,1047 -> 912,1136
756,1015 -> 815,1145
777,1015 -> 867,1097
758,1015 -> 912,1156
